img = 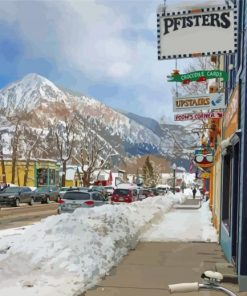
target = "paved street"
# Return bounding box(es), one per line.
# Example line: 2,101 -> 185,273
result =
0,203 -> 58,230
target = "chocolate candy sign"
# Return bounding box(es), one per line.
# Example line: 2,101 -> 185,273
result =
157,5 -> 237,60
167,70 -> 228,84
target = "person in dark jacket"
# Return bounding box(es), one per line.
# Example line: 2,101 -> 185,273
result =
192,187 -> 197,199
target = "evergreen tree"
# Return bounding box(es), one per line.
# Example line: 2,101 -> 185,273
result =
143,156 -> 155,187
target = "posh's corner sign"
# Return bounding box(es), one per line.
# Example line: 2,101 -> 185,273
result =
173,93 -> 226,113
157,5 -> 237,60
174,111 -> 223,121
167,70 -> 228,84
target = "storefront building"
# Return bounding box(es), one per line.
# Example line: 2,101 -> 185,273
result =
220,0 -> 247,289
0,159 -> 60,187
220,85 -> 240,264
237,0 -> 247,288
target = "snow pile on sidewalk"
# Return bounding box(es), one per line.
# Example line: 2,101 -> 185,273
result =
140,200 -> 218,242
0,193 -> 185,296
199,201 -> 218,242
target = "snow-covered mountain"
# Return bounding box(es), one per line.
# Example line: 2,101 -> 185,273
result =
0,74 -> 197,167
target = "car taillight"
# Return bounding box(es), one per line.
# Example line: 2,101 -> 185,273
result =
58,199 -> 65,204
84,200 -> 94,206
125,196 -> 132,202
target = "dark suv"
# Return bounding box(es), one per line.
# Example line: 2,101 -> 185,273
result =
29,186 -> 60,203
0,186 -> 33,207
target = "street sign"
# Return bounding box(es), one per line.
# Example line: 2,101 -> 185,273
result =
157,5 -> 237,60
173,93 -> 226,113
167,70 -> 228,83
174,111 -> 223,121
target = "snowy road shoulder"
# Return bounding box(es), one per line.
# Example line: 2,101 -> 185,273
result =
0,193 -> 185,296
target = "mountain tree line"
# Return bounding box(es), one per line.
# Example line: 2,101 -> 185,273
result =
0,105 -> 118,187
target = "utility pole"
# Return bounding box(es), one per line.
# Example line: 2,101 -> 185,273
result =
0,133 -> 6,184
172,163 -> 176,195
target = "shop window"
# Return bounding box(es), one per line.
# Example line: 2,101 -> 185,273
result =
37,168 -> 48,186
50,169 -> 55,185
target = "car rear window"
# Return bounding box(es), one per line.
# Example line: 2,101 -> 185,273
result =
63,192 -> 90,200
113,189 -> 130,196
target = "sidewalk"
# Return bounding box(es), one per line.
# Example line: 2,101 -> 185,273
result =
84,198 -> 247,296
85,242 -> 247,296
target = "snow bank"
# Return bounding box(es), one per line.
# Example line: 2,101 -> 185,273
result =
0,193 -> 183,296
140,199 -> 218,243
199,201 -> 218,242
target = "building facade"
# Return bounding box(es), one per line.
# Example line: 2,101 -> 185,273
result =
220,0 -> 247,290
0,159 -> 60,187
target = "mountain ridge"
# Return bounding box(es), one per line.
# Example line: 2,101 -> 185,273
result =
0,73 -> 197,169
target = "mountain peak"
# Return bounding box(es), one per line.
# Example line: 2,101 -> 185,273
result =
0,73 -> 65,112
19,73 -> 58,89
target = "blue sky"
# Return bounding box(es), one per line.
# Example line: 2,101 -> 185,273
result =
0,0 -> 213,122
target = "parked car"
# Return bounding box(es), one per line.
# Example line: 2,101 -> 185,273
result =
142,189 -> 154,198
111,188 -> 138,203
59,187 -> 70,198
57,190 -> 107,214
59,186 -> 88,198
104,186 -> 115,196
0,186 -> 33,207
27,185 -> 60,203
89,186 -> 108,200
169,186 -> 180,193
137,189 -> 148,200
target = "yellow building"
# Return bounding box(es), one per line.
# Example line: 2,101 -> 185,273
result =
0,159 -> 60,187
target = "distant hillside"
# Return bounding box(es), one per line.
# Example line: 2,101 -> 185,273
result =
0,73 -> 197,170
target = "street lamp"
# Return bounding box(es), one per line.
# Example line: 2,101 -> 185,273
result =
172,163 -> 177,195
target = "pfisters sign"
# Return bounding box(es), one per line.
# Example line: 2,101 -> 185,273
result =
173,93 -> 226,113
157,5 -> 237,59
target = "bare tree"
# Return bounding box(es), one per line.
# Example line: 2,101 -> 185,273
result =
0,132 -> 7,184
7,115 -> 25,184
74,116 -> 118,187
20,128 -> 43,186
52,114 -> 78,186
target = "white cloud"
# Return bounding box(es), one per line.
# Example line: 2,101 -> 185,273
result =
0,0 -> 195,120
108,62 -> 132,78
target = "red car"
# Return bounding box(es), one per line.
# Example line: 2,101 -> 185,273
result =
111,188 -> 138,203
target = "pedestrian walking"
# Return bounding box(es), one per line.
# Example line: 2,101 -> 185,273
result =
192,187 -> 197,199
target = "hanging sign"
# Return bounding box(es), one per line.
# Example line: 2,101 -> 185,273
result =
167,70 -> 228,84
173,93 -> 226,113
194,147 -> 214,168
200,172 -> 210,179
174,111 -> 223,121
157,5 -> 237,60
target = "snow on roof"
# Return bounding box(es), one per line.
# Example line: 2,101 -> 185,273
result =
116,183 -> 138,189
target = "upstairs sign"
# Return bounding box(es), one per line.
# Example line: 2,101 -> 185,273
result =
157,5 -> 237,60
173,93 -> 226,112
